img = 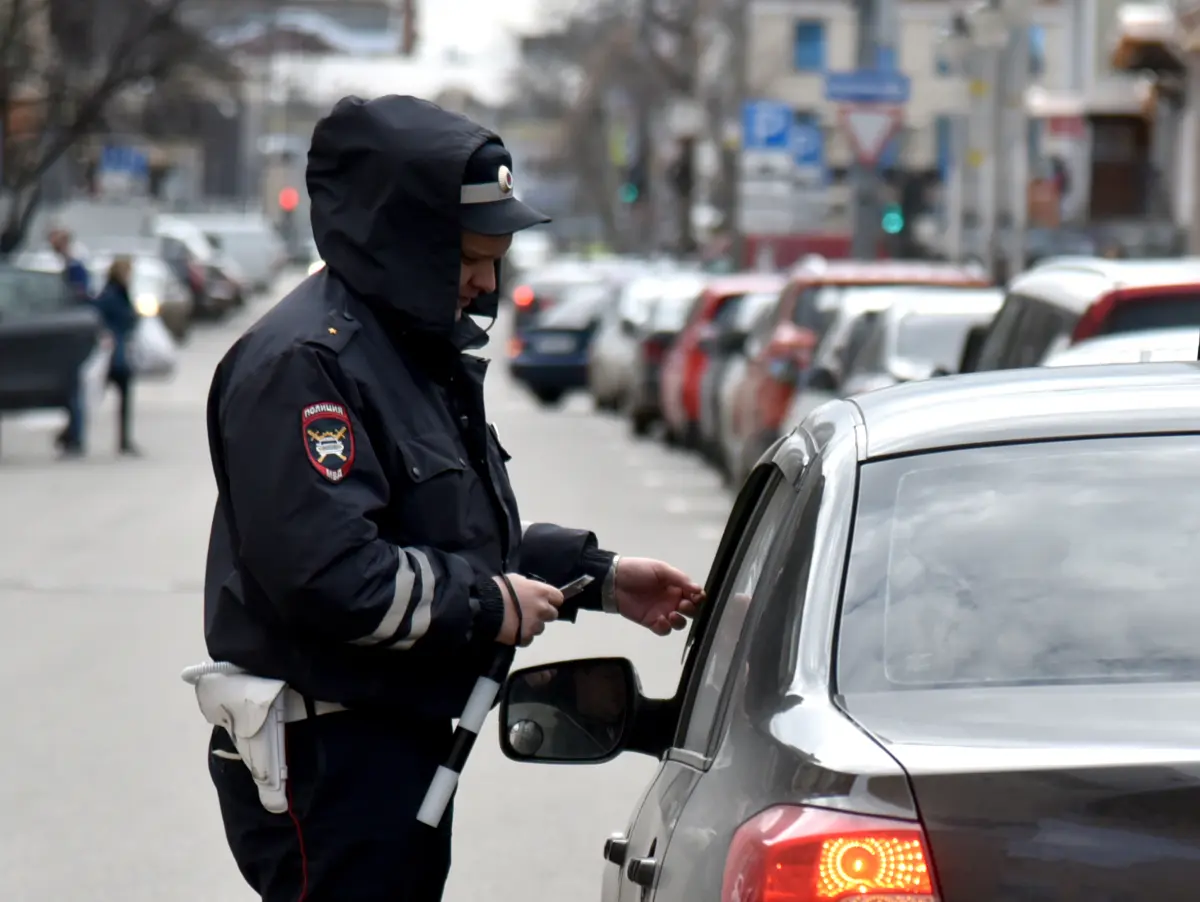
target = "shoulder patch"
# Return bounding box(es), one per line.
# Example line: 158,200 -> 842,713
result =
302,402 -> 356,482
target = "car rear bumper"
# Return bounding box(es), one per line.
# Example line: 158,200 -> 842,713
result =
509,357 -> 589,392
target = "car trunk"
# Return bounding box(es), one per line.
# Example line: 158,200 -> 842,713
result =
843,684 -> 1200,900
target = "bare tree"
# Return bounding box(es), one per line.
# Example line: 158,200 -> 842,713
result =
0,0 -> 232,252
515,0 -> 676,250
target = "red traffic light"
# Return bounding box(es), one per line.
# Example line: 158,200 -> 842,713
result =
278,186 -> 300,212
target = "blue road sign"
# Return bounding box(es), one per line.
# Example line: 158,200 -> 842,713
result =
823,70 -> 911,105
741,100 -> 794,151
790,120 -> 823,170
100,145 -> 148,175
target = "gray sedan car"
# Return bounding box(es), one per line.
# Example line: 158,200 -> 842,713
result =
500,362 -> 1200,902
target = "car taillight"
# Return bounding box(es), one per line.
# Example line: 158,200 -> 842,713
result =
643,337 -> 666,364
187,261 -> 205,290
513,285 -> 535,308
723,806 -> 937,902
508,336 -> 523,357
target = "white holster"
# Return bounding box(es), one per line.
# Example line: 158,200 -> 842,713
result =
195,672 -> 290,814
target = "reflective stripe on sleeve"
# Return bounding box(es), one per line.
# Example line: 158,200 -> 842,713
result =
351,547 -> 435,648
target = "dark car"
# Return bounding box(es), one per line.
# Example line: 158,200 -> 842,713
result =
507,282 -> 615,407
509,267 -> 604,335
0,265 -> 99,451
496,361 -> 1200,901
625,275 -> 706,437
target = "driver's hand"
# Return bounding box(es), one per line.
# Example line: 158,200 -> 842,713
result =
523,669 -> 555,688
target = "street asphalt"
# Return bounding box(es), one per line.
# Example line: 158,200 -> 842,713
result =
0,272 -> 732,901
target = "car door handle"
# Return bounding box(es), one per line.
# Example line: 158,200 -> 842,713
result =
627,856 -> 658,887
603,834 -> 628,866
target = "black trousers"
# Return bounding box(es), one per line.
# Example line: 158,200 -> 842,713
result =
209,710 -> 455,902
108,367 -> 133,449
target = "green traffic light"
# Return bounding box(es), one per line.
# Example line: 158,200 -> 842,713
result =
881,206 -> 904,235
619,183 -> 639,203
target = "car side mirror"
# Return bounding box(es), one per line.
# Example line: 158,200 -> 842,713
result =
805,365 -> 839,391
500,657 -> 640,764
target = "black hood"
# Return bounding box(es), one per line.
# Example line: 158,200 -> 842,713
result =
307,95 -> 501,348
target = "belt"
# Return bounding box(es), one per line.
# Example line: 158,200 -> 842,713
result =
280,687 -> 348,723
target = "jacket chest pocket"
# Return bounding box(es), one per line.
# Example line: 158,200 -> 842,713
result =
392,438 -> 471,547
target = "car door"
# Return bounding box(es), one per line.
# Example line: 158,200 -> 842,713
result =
0,266 -> 99,412
603,462 -> 801,902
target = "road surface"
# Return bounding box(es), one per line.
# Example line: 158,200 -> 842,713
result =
0,275 -> 732,901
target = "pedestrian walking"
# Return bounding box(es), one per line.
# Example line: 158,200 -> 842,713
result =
92,256 -> 141,456
48,227 -> 91,456
197,94 -> 705,902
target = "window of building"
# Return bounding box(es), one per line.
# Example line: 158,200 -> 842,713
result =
1029,24 -> 1045,76
793,21 -> 826,72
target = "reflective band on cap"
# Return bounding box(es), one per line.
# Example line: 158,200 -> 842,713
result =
461,182 -> 511,204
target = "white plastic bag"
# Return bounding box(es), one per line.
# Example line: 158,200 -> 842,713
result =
130,316 -> 177,380
82,338 -> 113,416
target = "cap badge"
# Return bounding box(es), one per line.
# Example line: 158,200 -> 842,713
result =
498,166 -> 514,195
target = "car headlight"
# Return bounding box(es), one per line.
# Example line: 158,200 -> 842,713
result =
308,259 -> 325,275
135,293 -> 161,317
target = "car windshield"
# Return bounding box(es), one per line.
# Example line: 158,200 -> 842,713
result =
1100,291 -> 1200,335
895,313 -> 986,370
837,435 -> 1200,691
650,292 -> 699,332
0,266 -> 72,317
734,291 -> 778,331
537,283 -> 613,328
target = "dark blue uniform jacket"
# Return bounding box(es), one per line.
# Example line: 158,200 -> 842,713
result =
203,96 -> 615,717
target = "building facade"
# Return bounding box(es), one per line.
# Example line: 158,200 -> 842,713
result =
746,0 -> 1069,174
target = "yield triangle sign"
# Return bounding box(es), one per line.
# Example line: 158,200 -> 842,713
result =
839,105 -> 902,166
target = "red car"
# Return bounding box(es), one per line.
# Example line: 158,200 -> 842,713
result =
658,273 -> 786,447
727,260 -> 990,484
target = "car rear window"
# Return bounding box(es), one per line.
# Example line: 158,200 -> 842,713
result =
0,267 -> 72,317
536,284 -> 613,328
1099,291 -> 1200,336
837,436 -> 1200,691
895,313 -> 986,371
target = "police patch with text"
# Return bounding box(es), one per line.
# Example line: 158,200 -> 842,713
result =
302,402 -> 356,482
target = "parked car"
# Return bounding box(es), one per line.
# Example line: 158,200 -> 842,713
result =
509,263 -> 611,335
715,293 -> 781,487
507,281 -> 616,406
177,213 -> 287,292
155,216 -> 231,319
962,257 -> 1200,372
696,289 -> 779,472
1040,326 -> 1200,367
89,250 -> 194,342
589,273 -> 683,412
784,286 -> 1004,433
729,260 -> 990,488
0,264 -> 100,452
498,361 -> 1200,902
659,273 -> 784,448
625,273 -> 709,436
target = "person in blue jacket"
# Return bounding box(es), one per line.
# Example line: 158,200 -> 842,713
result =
49,227 -> 92,455
92,256 -> 140,456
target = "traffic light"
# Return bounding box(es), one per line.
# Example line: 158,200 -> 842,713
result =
881,204 -> 904,235
278,186 -> 300,212
619,158 -> 647,205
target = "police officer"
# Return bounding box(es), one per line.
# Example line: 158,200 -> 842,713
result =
202,94 -> 705,902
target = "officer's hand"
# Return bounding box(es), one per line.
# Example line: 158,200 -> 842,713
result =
494,574 -> 564,646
